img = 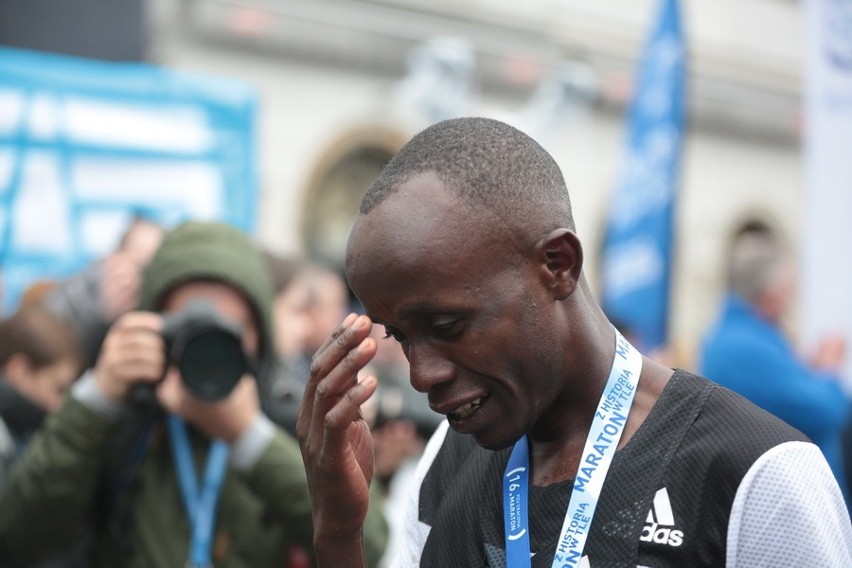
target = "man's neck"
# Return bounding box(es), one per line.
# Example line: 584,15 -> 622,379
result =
527,356 -> 672,487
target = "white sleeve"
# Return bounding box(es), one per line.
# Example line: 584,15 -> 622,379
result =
390,420 -> 449,568
727,440 -> 852,568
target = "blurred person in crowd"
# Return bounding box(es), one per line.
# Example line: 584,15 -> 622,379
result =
41,213 -> 165,369
297,117 -> 851,567
291,261 -> 350,357
0,220 -> 388,567
265,253 -> 313,362
258,252 -> 310,435
262,256 -> 349,435
700,230 -> 851,499
0,307 -> 82,488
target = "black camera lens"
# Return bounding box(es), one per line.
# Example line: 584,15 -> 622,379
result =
177,330 -> 247,401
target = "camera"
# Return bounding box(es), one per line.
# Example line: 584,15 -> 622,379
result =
160,299 -> 251,401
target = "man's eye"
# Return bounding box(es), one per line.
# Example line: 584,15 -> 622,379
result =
431,318 -> 461,337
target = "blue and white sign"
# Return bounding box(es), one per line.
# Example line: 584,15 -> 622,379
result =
601,0 -> 686,352
0,46 -> 257,313
803,0 -> 852,390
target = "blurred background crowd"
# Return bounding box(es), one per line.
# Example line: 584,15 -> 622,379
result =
0,0 -> 850,566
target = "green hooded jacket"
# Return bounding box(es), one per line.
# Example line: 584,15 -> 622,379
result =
0,221 -> 388,567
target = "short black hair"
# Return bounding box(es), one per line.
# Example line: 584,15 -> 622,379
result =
361,117 -> 576,247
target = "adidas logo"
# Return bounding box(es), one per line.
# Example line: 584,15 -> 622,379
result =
640,487 -> 683,547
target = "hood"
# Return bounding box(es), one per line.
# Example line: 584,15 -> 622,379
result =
137,220 -> 276,379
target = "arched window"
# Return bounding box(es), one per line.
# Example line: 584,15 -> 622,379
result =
300,127 -> 407,271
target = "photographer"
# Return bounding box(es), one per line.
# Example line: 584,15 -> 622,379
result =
0,221 -> 388,567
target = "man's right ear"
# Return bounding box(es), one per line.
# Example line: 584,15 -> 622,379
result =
535,228 -> 584,301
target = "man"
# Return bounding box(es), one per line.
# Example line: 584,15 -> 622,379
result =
0,221 -> 387,567
700,230 -> 850,497
298,117 -> 852,567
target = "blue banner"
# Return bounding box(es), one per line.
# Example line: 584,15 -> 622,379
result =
601,0 -> 686,351
0,47 -> 257,313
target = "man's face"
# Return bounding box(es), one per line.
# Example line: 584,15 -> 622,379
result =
347,174 -> 566,450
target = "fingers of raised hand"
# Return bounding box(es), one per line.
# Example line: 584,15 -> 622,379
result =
323,374 -> 378,434
298,314 -> 376,442
314,312 -> 359,356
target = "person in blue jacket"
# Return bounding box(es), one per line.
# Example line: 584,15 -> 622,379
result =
700,230 -> 851,498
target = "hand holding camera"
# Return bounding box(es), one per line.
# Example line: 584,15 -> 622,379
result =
94,300 -> 259,441
94,311 -> 166,402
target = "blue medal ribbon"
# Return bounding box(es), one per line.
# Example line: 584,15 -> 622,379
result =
503,330 -> 642,567
167,414 -> 229,568
504,435 -> 531,564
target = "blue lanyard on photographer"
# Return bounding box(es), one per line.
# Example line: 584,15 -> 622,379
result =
503,329 -> 642,568
167,414 -> 229,568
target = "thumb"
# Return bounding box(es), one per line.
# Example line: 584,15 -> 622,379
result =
156,369 -> 184,414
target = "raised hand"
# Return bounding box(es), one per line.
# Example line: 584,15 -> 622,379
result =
810,334 -> 847,373
296,313 -> 379,567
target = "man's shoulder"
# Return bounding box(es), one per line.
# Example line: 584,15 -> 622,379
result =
675,370 -> 806,433
610,371 -> 807,505
665,371 -> 810,482
701,372 -> 806,434
623,372 -> 820,566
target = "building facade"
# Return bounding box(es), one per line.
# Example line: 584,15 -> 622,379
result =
152,0 -> 805,363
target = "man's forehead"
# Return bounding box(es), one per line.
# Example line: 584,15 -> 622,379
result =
369,172 -> 457,222
346,211 -> 453,279
348,177 -> 465,261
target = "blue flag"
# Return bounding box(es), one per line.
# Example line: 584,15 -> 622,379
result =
601,0 -> 686,351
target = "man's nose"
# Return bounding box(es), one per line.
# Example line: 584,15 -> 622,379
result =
407,342 -> 454,393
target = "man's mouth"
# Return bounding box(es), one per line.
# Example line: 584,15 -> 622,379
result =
449,396 -> 486,421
